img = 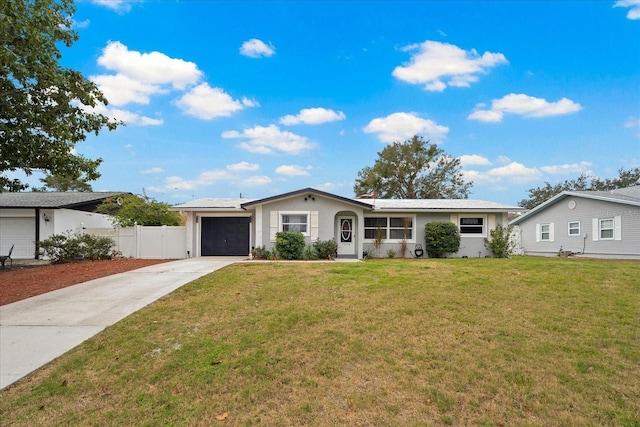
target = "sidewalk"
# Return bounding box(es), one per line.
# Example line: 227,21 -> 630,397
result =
0,257 -> 242,389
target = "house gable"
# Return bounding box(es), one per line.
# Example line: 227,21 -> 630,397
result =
510,188 -> 640,259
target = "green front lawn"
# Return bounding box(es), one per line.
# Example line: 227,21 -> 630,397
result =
1,257 -> 639,426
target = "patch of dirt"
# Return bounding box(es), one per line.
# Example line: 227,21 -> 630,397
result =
0,259 -> 172,306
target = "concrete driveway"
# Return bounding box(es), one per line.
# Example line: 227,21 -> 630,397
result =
0,257 -> 242,389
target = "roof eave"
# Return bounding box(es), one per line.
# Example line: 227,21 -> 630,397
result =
240,187 -> 373,209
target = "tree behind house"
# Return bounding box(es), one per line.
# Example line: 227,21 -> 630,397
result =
353,135 -> 472,199
519,167 -> 640,209
97,194 -> 182,227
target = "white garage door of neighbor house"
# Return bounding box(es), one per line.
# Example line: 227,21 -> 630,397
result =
0,218 -> 35,259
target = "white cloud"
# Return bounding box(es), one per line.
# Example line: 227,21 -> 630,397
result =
74,19 -> 91,29
91,73 -> 166,106
242,97 -> 260,107
175,83 -> 251,120
466,109 -> 503,123
275,165 -> 313,176
240,39 -> 276,58
222,125 -> 316,155
625,117 -> 640,128
468,93 -> 582,122
464,162 -> 542,184
540,162 -> 592,175
98,41 -> 202,90
364,112 -> 449,143
141,167 -> 165,174
497,155 -> 512,165
84,103 -> 163,126
459,154 -> 492,166
227,162 -> 260,172
614,0 -> 640,19
161,169 -> 232,191
488,162 -> 542,182
392,41 -> 508,92
241,176 -> 272,186
280,108 -> 346,125
91,0 -> 136,13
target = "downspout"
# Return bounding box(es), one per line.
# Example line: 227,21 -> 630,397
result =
35,208 -> 40,259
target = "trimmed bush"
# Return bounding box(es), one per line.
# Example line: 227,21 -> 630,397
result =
424,222 -> 460,258
275,231 -> 305,260
39,231 -> 116,264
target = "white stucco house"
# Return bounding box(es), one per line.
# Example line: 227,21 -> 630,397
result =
172,187 -> 525,259
0,192 -> 119,259
510,186 -> 640,259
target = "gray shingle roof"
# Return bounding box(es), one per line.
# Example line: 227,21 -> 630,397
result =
0,192 -> 123,208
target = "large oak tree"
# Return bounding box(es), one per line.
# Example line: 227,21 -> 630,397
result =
0,0 -> 119,192
353,135 -> 472,199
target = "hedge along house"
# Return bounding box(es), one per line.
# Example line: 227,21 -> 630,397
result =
510,186 -> 640,259
172,187 -> 525,259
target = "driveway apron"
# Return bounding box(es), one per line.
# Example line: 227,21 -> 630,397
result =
0,257 -> 242,389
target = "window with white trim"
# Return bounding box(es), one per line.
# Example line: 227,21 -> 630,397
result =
281,212 -> 308,235
599,218 -> 614,240
364,216 -> 414,241
459,216 -> 486,236
540,224 -> 551,241
568,221 -> 580,236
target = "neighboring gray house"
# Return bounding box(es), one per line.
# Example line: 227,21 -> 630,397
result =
510,186 -> 640,259
172,187 -> 525,259
0,192 -> 119,259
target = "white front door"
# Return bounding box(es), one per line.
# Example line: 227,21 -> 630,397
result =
337,216 -> 356,256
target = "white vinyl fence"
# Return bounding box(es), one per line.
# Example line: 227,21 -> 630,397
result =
85,225 -> 187,259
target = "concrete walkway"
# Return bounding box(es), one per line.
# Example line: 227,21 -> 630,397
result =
0,257 -> 242,389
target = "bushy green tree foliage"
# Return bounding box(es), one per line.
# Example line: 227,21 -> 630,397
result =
354,135 -> 472,199
424,222 -> 460,258
519,168 -> 640,209
0,0 -> 119,192
97,194 -> 182,227
32,174 -> 93,192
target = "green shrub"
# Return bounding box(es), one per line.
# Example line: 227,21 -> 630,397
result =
252,245 -> 270,260
39,232 -> 115,264
275,231 -> 305,260
424,222 -> 460,258
303,244 -> 317,260
386,248 -> 397,258
484,224 -> 515,258
313,238 -> 337,259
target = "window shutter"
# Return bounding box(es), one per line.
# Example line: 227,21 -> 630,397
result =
488,214 -> 496,235
614,215 -> 622,241
450,213 -> 458,225
592,218 -> 599,241
270,211 -> 278,242
310,211 -> 319,241
549,222 -> 555,242
536,224 -> 540,242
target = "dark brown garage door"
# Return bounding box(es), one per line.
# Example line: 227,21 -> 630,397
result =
201,217 -> 250,256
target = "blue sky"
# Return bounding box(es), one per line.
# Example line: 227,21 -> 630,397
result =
27,1 -> 640,205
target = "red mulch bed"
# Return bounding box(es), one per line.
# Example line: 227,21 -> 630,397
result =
0,259 -> 172,306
